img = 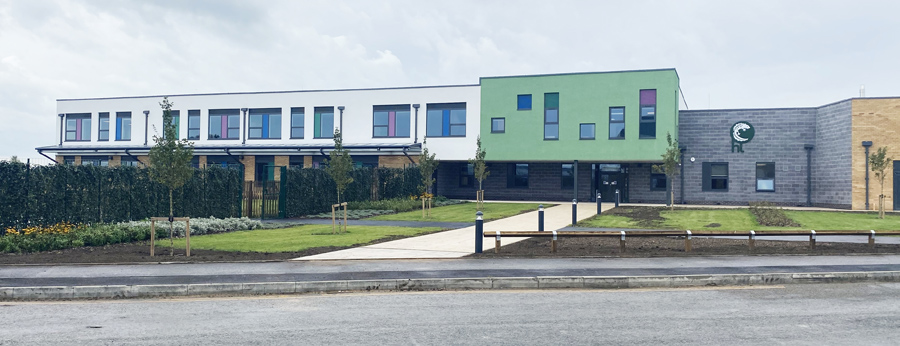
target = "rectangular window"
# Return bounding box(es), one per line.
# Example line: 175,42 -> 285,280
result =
65,113 -> 91,141
609,107 -> 625,139
561,163 -> 574,189
544,93 -> 559,140
373,105 -> 411,138
459,163 -> 474,188
314,107 -> 334,138
650,173 -> 667,191
81,156 -> 109,167
702,162 -> 729,191
756,162 -> 775,192
517,94 -> 532,110
208,109 -> 240,139
639,89 -> 656,139
248,108 -> 282,139
164,110 -> 180,139
98,113 -> 109,141
187,110 -> 200,140
291,107 -> 304,139
580,123 -> 595,140
491,118 -> 505,133
507,163 -> 529,188
425,103 -> 466,137
115,112 -> 131,141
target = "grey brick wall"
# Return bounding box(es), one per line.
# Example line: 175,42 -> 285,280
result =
629,164 -> 669,203
812,100 -> 852,208
678,108 -> 817,206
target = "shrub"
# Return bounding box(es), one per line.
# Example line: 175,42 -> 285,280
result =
749,202 -> 800,227
348,196 -> 461,213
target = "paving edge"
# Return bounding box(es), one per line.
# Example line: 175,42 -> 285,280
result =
2,271 -> 899,301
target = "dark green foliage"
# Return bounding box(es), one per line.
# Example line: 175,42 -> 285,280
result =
0,162 -> 243,230
282,166 -> 421,218
749,202 -> 800,227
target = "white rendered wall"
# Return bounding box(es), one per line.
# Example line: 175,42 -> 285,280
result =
54,85 -> 481,161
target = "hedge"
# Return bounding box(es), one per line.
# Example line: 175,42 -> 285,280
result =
282,166 -> 421,218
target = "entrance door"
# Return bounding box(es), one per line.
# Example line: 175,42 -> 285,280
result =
598,173 -> 624,203
894,161 -> 900,210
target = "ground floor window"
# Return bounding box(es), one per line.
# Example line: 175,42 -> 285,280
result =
650,173 -> 666,191
459,163 -> 474,187
507,163 -> 529,188
756,162 -> 775,192
702,162 -> 728,191
561,163 -> 574,189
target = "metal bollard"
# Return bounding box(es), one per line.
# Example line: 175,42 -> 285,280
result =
685,230 -> 692,252
809,230 -> 816,251
572,199 -> 577,226
538,204 -> 545,232
475,211 -> 483,254
495,231 -> 501,254
619,231 -> 626,253
551,230 -> 558,253
597,193 -> 602,215
869,230 -> 876,249
749,230 -> 756,252
615,189 -> 620,207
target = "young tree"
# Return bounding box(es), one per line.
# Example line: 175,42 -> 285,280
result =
418,139 -> 438,197
653,132 -> 680,211
469,135 -> 489,210
324,128 -> 354,205
869,146 -> 892,219
148,97 -> 195,255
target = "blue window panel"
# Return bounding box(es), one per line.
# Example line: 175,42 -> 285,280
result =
262,114 -> 269,138
517,94 -> 532,110
115,118 -> 122,140
442,109 -> 450,137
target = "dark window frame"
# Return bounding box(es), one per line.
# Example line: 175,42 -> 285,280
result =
609,107 -> 625,139
650,173 -> 667,191
702,162 -> 729,191
208,109 -> 241,140
491,117 -> 505,133
65,113 -> 91,142
98,112 -> 109,141
507,163 -> 529,188
561,163 -> 574,189
248,108 -> 282,140
517,94 -> 532,110
372,104 -> 411,138
115,112 -> 131,141
290,107 -> 304,139
425,103 -> 467,138
164,110 -> 180,140
756,162 -> 776,192
639,89 -> 657,139
544,93 -> 559,140
459,163 -> 475,188
314,106 -> 335,139
187,110 -> 201,140
580,123 -> 595,140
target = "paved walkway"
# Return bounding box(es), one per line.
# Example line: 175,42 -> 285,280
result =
295,202 -> 611,260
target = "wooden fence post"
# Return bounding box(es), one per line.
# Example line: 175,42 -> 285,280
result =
150,220 -> 155,257
185,218 -> 190,257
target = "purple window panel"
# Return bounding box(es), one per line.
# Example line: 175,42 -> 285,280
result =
75,119 -> 82,141
221,116 -> 228,138
388,111 -> 396,137
640,90 -> 656,105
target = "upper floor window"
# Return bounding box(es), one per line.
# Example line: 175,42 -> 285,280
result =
609,107 -> 625,139
98,113 -> 109,141
702,162 -> 728,191
314,107 -> 334,139
249,108 -> 282,139
491,118 -> 505,133
164,110 -> 180,139
561,163 -> 574,189
756,162 -> 775,192
65,113 -> 91,142
639,89 -> 656,139
209,109 -> 240,139
580,123 -> 595,140
115,112 -> 131,141
544,93 -> 559,140
517,94 -> 532,110
426,103 -> 466,137
291,107 -> 304,139
373,105 -> 411,138
187,110 -> 200,140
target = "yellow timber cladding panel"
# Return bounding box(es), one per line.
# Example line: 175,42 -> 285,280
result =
851,98 -> 900,210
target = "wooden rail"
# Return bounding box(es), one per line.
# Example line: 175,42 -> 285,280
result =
483,230 -> 900,254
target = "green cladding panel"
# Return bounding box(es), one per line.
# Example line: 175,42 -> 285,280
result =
480,69 -> 680,162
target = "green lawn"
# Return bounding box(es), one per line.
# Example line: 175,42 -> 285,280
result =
367,202 -> 547,222
160,225 -> 441,253
579,208 -> 900,231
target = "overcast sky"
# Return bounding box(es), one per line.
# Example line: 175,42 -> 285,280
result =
2,0 -> 899,158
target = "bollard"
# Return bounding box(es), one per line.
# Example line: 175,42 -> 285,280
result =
615,189 -> 620,208
538,204 -> 545,232
551,230 -> 558,253
495,231 -> 501,254
597,193 -> 602,215
475,211 -> 483,254
619,231 -> 626,253
809,230 -> 816,251
749,230 -> 756,253
572,199 -> 577,226
685,230 -> 692,252
869,230 -> 876,249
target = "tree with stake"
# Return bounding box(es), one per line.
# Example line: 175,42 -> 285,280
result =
869,146 -> 892,219
653,132 -> 680,211
324,128 -> 353,233
469,135 -> 489,210
148,97 -> 194,255
418,140 -> 438,216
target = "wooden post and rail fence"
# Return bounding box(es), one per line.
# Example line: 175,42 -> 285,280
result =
149,217 -> 191,257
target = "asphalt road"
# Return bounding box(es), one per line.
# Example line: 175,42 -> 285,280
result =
2,282 -> 899,345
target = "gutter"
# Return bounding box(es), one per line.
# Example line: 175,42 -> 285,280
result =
36,149 -> 59,164
224,148 -> 244,167
403,146 -> 415,164
123,149 -> 141,163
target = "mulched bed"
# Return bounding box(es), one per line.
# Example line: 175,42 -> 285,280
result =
470,236 -> 900,258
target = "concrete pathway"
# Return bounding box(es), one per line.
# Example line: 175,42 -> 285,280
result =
294,202 -> 611,260
272,218 -> 474,229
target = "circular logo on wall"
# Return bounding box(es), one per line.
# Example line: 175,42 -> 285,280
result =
731,121 -> 754,143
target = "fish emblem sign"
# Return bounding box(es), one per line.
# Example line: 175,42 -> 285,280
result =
731,121 -> 754,153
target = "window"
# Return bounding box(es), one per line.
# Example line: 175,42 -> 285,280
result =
702,162 -> 729,191
81,156 -> 109,167
609,107 -> 625,139
63,156 -> 75,165
248,108 -> 282,139
580,123 -> 595,140
639,89 -> 656,138
209,109 -> 240,139
65,113 -> 91,142
517,94 -> 532,110
425,103 -> 466,137
98,113 -> 109,141
115,112 -> 131,141
459,163 -> 474,188
164,110 -> 180,139
187,110 -> 200,140
291,107 -> 304,139
373,105 -> 411,138
314,107 -> 334,138
544,93 -> 559,140
756,162 -> 775,192
650,173 -> 667,191
507,163 -> 529,188
491,118 -> 505,133
561,163 -> 574,189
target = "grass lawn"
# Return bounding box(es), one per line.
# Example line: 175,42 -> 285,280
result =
367,202 -> 547,222
580,208 -> 900,232
160,225 -> 441,253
